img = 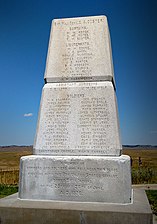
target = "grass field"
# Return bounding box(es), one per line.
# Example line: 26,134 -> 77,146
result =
0,184 -> 18,199
123,147 -> 157,184
0,146 -> 32,185
146,190 -> 157,215
123,147 -> 157,169
0,146 -> 32,170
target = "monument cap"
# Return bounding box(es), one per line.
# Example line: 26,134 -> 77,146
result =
44,15 -> 115,84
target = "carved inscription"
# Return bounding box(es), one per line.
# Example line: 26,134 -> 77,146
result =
26,159 -> 118,198
20,155 -> 131,202
54,17 -> 106,26
34,82 -> 121,155
78,95 -> 110,154
45,16 -> 113,82
55,17 -> 106,80
61,26 -> 92,80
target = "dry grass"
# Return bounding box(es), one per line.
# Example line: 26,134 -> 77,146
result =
0,146 -> 32,170
0,146 -> 32,185
123,148 -> 157,169
123,147 -> 157,184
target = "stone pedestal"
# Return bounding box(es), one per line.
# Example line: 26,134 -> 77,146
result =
19,155 -> 131,203
0,189 -> 152,224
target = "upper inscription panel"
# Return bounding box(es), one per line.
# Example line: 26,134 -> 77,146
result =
34,82 -> 121,156
44,15 -> 115,83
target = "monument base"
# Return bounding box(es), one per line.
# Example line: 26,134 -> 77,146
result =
0,189 -> 152,224
19,155 -> 131,203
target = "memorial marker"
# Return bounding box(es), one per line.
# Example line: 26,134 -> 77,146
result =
19,15 -> 132,204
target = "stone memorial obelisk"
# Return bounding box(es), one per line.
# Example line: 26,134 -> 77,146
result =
19,15 -> 132,203
0,16 -> 152,224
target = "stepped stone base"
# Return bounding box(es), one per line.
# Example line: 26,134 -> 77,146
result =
19,155 -> 132,203
0,189 -> 152,224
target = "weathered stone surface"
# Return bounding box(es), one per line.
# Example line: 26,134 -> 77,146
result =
19,155 -> 132,203
34,81 -> 121,156
44,15 -> 115,83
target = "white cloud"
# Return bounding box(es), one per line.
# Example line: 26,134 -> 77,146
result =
24,113 -> 33,117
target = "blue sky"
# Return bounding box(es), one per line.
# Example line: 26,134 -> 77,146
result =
0,0 -> 157,146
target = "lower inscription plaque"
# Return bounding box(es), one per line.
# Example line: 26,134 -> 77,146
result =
19,155 -> 132,203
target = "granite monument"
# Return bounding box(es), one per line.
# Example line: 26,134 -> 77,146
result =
19,15 -> 132,203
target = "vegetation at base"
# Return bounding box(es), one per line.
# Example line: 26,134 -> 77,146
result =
0,184 -> 18,198
123,148 -> 157,184
146,190 -> 157,215
0,169 -> 19,185
132,166 -> 156,184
